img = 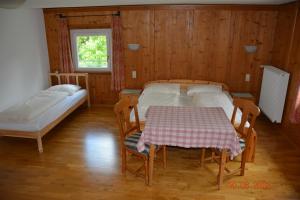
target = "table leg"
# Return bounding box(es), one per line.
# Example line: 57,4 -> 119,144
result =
218,149 -> 227,190
148,144 -> 155,186
200,148 -> 206,167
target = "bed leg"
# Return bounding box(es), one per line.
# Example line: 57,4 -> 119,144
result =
37,136 -> 43,153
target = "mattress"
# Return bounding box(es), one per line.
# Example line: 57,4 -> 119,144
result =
0,89 -> 87,132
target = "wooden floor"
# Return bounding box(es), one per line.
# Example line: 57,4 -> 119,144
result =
1,106 -> 300,200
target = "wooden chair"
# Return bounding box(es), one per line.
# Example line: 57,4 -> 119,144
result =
114,98 -> 167,184
201,98 -> 260,177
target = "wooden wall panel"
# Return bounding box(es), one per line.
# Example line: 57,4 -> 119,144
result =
89,74 -> 118,104
154,9 -> 193,80
43,10 -> 118,105
271,2 -> 299,127
228,11 -> 261,93
191,9 -> 232,82
284,4 -> 300,126
122,10 -> 155,88
121,7 -> 278,99
67,11 -> 112,29
44,13 -> 60,72
288,10 -> 300,119
271,3 -> 298,68
226,10 -> 276,98
250,11 -> 277,98
44,5 -> 280,105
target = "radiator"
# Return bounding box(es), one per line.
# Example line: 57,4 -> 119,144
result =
259,65 -> 290,123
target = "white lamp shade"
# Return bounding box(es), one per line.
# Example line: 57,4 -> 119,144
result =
244,45 -> 257,53
128,44 -> 140,51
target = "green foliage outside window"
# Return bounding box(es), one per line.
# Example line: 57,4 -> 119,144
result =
76,35 -> 108,68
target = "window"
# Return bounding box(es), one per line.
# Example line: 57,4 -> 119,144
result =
70,29 -> 112,72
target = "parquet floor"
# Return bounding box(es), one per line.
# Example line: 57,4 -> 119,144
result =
0,106 -> 300,200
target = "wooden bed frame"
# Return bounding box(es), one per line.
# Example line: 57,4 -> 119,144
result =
0,73 -> 90,153
144,79 -> 230,91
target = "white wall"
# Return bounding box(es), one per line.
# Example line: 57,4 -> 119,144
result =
0,8 -> 49,111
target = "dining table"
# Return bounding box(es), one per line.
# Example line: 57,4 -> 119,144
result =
137,106 -> 241,189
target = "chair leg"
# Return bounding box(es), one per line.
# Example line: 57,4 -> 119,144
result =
144,159 -> 149,185
163,145 -> 167,169
37,136 -> 43,153
200,148 -> 206,167
121,147 -> 127,174
211,151 -> 216,163
240,151 -> 247,176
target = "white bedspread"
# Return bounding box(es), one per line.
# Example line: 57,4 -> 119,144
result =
136,92 -> 179,121
192,92 -> 243,123
0,90 -> 87,132
0,90 -> 68,122
131,88 -> 246,126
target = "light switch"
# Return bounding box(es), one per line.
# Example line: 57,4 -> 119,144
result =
245,73 -> 251,82
132,71 -> 137,79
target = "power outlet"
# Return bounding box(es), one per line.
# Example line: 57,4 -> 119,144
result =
245,73 -> 251,82
132,71 -> 137,79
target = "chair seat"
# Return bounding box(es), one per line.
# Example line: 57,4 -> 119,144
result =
124,132 -> 158,156
239,138 -> 246,150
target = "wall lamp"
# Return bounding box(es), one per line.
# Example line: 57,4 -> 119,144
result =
244,45 -> 257,53
128,44 -> 140,51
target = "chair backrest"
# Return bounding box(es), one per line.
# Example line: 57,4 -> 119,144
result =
231,98 -> 261,139
114,98 -> 141,141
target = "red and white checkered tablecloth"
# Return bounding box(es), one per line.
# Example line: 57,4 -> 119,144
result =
137,106 -> 242,158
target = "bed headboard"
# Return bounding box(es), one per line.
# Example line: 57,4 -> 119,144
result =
49,72 -> 89,87
144,79 -> 229,91
49,72 -> 90,106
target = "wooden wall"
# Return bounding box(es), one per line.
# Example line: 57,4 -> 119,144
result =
44,5 -> 279,105
44,10 -> 118,104
271,2 -> 300,127
122,6 -> 278,101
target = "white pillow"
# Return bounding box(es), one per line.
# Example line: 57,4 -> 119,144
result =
187,84 -> 222,96
47,84 -> 81,96
144,83 -> 180,95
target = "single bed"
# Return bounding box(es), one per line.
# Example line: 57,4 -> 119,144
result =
0,73 -> 90,153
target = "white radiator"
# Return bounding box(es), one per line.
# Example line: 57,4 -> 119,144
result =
259,65 -> 290,123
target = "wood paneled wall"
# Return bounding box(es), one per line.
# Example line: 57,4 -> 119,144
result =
121,7 -> 278,100
44,10 -> 118,104
271,2 -> 300,127
122,9 -> 155,88
44,5 -> 279,105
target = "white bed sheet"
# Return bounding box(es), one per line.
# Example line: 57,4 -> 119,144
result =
131,89 -> 246,127
192,92 -> 249,127
0,90 -> 69,122
131,90 -> 193,122
192,92 -> 241,121
134,93 -> 178,122
0,89 -> 87,132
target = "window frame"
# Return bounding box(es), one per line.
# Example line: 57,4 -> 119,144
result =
70,28 -> 112,72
